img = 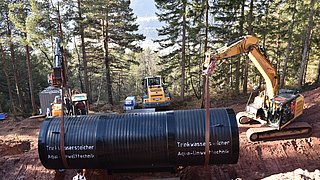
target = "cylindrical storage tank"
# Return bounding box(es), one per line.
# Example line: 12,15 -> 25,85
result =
38,108 -> 239,171
39,86 -> 61,115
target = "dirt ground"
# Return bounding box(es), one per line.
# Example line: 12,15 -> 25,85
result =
0,87 -> 319,180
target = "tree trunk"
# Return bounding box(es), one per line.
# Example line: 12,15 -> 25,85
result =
261,1 -> 269,89
229,63 -> 233,89
276,35 -> 281,74
303,31 -> 313,85
248,0 -> 254,34
57,2 -> 68,88
204,0 -> 209,53
96,76 -> 103,105
316,59 -> 320,84
243,0 -> 254,94
77,0 -> 90,101
201,0 -> 209,108
25,33 -> 37,115
0,45 -> 16,114
180,2 -> 187,100
298,0 -> 315,89
235,0 -> 245,95
303,52 -> 310,85
50,0 -> 55,53
10,43 -> 24,113
262,0 -> 269,50
74,38 -> 84,92
117,73 -> 121,102
103,17 -> 113,105
188,45 -> 200,99
280,0 -> 296,88
7,17 -> 24,113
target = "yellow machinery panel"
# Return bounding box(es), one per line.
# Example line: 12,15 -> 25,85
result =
294,95 -> 304,118
52,103 -> 62,116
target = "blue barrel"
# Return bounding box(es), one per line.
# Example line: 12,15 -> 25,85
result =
38,108 -> 239,171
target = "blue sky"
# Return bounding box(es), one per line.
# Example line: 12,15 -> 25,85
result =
130,0 -> 162,49
130,0 -> 157,17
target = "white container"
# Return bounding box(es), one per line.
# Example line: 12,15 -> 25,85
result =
123,96 -> 136,110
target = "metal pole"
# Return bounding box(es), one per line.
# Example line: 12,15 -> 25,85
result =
204,75 -> 210,166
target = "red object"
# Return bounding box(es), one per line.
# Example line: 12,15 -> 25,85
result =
52,68 -> 62,87
76,102 -> 85,109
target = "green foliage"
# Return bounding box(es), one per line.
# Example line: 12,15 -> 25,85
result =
155,0 -> 193,98
74,0 -> 145,104
0,0 -> 320,112
155,0 -> 320,98
0,0 -> 145,111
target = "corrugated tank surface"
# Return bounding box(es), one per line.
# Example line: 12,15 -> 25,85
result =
38,108 -> 239,171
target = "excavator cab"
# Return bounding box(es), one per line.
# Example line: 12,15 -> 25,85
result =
143,76 -> 161,94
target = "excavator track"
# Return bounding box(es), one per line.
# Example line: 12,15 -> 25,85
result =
246,121 -> 312,142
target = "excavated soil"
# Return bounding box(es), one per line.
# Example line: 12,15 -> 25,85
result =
0,87 -> 320,180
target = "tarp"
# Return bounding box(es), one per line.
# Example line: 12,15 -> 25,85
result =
0,113 -> 7,120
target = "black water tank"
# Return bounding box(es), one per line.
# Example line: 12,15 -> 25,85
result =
38,108 -> 239,171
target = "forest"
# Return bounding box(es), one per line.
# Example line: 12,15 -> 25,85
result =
0,0 -> 319,115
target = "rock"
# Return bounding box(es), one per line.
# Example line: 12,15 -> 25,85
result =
293,168 -> 305,175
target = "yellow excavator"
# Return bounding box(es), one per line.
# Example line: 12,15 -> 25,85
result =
203,35 -> 312,142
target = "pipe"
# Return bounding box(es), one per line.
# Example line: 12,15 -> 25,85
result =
38,108 -> 239,172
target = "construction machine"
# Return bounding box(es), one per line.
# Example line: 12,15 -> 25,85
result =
49,38 -> 88,116
71,93 -> 88,115
49,39 -> 64,87
203,35 -> 312,142
142,76 -> 171,108
48,38 -> 64,116
51,95 -> 63,116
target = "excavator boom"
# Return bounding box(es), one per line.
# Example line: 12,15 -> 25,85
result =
204,35 -> 278,99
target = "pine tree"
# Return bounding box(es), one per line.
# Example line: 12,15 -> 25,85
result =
280,0 -> 297,88
82,0 -> 144,105
298,0 -> 316,88
0,1 -> 16,113
0,44 -> 16,113
155,0 -> 188,100
9,0 -> 37,114
76,0 -> 90,101
210,0 -> 243,94
2,0 -> 25,113
235,0 -> 245,95
187,0 -> 208,99
24,0 -> 59,67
